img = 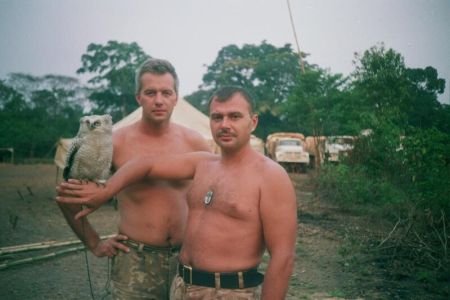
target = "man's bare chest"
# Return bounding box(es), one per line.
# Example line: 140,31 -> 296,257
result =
188,168 -> 260,219
114,137 -> 191,168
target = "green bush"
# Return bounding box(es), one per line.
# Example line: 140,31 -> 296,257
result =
316,164 -> 407,206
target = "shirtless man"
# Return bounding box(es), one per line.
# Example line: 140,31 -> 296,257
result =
57,58 -> 211,299
57,86 -> 297,299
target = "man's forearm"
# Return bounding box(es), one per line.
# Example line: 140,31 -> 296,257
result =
261,255 -> 294,300
103,157 -> 155,198
57,202 -> 100,250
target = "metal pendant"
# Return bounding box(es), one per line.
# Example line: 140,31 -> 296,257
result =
204,190 -> 214,206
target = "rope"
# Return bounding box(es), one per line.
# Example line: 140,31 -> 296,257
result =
81,215 -> 96,300
100,257 -> 112,300
286,0 -> 305,74
81,208 -> 112,300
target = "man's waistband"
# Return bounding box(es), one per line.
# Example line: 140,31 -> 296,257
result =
178,263 -> 264,289
123,239 -> 181,254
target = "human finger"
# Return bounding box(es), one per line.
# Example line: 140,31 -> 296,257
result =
56,187 -> 84,198
113,241 -> 130,253
111,235 -> 130,252
114,234 -> 128,241
55,196 -> 85,204
55,187 -> 73,197
67,179 -> 84,184
59,182 -> 88,191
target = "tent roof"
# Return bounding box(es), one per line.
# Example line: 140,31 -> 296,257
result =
113,98 -> 212,139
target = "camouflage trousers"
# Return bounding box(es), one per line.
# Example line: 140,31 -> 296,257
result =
169,275 -> 261,300
111,240 -> 179,300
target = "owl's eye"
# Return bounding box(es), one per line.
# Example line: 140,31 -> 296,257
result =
93,121 -> 101,127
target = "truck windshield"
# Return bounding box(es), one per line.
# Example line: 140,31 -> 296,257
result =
279,140 -> 300,146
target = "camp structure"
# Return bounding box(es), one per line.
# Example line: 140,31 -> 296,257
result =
54,98 -> 214,169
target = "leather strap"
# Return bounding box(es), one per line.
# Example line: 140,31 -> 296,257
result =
178,263 -> 264,289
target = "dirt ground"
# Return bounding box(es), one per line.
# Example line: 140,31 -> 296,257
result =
0,164 -> 444,299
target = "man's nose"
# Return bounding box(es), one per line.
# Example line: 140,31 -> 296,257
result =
154,92 -> 164,104
220,117 -> 231,128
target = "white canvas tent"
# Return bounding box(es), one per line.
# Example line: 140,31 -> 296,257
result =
54,98 -> 214,169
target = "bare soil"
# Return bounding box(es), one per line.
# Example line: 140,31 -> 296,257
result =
0,164 -> 444,299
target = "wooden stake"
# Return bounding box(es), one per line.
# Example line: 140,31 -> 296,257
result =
0,245 -> 86,270
0,234 -> 115,256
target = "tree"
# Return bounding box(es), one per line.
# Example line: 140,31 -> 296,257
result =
351,44 -> 409,126
404,66 -> 445,129
77,40 -> 150,121
0,75 -> 84,159
186,41 -> 303,137
350,44 -> 445,130
281,65 -> 350,137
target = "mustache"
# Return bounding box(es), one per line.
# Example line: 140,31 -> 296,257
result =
217,129 -> 236,137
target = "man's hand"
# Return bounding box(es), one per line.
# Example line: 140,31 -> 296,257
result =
91,234 -> 130,258
56,179 -> 112,219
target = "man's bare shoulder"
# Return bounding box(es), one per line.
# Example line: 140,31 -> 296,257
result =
112,122 -> 137,144
172,123 -> 211,151
255,154 -> 291,182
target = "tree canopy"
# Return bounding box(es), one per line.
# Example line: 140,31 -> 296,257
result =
0,75 -> 85,159
186,41 -> 303,137
77,40 -> 150,121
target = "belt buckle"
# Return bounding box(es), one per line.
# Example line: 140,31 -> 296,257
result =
183,265 -> 193,284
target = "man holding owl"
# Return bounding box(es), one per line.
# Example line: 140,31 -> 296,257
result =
58,86 -> 297,299
57,58 -> 211,299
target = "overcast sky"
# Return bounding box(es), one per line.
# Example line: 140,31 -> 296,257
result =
1,0 -> 449,103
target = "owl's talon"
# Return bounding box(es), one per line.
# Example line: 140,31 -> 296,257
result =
95,181 -> 107,188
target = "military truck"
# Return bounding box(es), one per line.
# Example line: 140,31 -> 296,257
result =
324,135 -> 355,163
265,132 -> 310,172
304,136 -> 326,168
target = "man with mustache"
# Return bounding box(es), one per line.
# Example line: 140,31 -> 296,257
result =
57,58 -> 211,299
57,86 -> 297,300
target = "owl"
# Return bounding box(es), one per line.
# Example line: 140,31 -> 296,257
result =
63,114 -> 113,183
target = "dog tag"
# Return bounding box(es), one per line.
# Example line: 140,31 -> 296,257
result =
204,190 -> 214,205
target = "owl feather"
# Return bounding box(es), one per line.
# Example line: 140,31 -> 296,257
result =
64,114 -> 113,183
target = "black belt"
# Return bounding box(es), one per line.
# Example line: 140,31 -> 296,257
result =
123,239 -> 180,254
178,263 -> 264,289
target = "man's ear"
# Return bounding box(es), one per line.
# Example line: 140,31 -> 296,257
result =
135,94 -> 142,106
251,114 -> 259,132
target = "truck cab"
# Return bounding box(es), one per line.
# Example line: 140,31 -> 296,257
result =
266,133 -> 310,172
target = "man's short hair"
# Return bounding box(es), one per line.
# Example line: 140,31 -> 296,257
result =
135,58 -> 179,95
208,86 -> 256,114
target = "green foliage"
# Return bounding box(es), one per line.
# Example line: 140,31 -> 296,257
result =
281,65 -> 352,136
77,40 -> 150,121
184,89 -> 213,115
185,41 -> 301,137
0,76 -> 84,159
316,164 -> 407,205
350,44 -> 446,130
400,127 -> 450,210
312,44 -> 449,290
352,44 -> 408,117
